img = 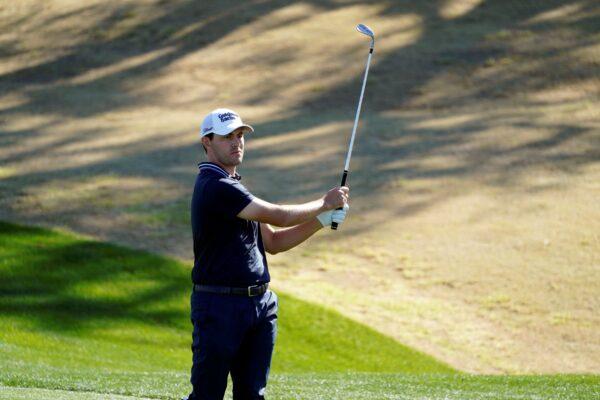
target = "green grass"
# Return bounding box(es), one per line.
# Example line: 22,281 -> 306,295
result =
1,221 -> 598,399
1,375 -> 598,400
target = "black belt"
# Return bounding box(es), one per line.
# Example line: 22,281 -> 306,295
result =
193,283 -> 269,297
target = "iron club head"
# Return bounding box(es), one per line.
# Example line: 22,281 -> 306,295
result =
356,23 -> 375,48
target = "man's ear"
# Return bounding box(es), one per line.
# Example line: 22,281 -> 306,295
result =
201,136 -> 212,149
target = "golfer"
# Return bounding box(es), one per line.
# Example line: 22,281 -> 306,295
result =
185,108 -> 349,400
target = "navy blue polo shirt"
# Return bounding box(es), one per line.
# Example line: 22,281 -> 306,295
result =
191,162 -> 270,286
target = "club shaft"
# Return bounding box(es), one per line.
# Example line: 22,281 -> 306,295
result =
332,47 -> 373,230
344,48 -> 373,171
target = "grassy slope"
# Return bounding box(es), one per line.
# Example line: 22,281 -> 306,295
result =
1,221 -> 598,400
0,221 -> 452,397
0,0 -> 598,374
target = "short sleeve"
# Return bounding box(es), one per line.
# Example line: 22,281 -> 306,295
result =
209,178 -> 255,219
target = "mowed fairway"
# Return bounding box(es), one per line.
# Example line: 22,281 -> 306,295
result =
1,222 -> 598,399
1,376 -> 600,400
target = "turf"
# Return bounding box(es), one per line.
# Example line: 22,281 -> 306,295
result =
1,221 -> 598,399
0,221 -> 452,397
1,375 -> 599,400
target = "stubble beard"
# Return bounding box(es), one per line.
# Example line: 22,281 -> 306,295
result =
217,149 -> 243,168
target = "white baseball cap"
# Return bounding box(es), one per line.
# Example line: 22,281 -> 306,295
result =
200,108 -> 254,137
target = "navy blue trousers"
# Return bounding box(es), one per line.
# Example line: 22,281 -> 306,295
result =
187,289 -> 278,400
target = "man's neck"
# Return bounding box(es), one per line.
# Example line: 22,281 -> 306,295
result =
207,159 -> 236,176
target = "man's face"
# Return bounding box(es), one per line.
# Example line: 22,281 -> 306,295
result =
205,127 -> 246,167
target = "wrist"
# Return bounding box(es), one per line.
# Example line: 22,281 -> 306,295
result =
318,198 -> 329,212
316,209 -> 332,227
315,217 -> 325,229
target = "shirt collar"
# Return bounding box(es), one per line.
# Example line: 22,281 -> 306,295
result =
198,162 -> 242,180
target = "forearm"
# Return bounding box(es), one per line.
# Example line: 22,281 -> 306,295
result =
274,199 -> 326,227
238,187 -> 347,227
269,218 -> 322,254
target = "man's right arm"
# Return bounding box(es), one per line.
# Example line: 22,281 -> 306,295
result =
237,186 -> 349,227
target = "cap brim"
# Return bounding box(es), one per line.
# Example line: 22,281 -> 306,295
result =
212,121 -> 254,136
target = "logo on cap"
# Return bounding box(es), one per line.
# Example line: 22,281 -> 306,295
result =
218,112 -> 238,123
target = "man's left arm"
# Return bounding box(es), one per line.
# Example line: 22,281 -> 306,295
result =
260,219 -> 322,255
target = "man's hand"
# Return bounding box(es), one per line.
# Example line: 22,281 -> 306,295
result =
317,203 -> 350,227
322,186 -> 349,211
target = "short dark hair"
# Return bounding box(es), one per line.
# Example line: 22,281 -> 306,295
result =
202,133 -> 214,153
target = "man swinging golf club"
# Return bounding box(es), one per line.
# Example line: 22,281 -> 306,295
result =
186,108 -> 349,400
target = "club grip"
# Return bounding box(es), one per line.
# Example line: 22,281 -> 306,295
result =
331,170 -> 348,230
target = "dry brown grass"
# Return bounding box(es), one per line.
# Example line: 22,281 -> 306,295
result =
1,0 -> 599,373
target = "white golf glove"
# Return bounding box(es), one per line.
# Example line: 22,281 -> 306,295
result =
317,203 -> 349,227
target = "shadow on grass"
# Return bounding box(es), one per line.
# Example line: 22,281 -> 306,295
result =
0,221 -> 190,333
1,1 -> 596,116
1,0 -> 595,137
0,0 -> 597,252
0,221 -> 456,373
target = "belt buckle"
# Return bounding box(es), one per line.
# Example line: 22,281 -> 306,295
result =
248,284 -> 263,297
248,285 -> 255,297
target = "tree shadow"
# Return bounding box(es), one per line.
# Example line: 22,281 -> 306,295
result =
0,221 -> 459,374
0,0 -> 597,252
0,0 -> 326,117
0,221 -> 190,334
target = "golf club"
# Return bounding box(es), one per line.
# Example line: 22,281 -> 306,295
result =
332,23 -> 375,230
